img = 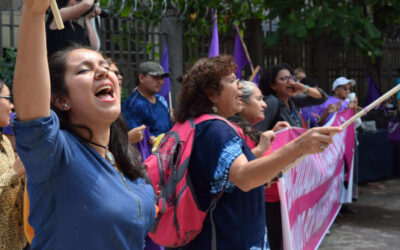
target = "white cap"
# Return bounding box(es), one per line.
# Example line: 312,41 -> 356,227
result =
332,77 -> 356,91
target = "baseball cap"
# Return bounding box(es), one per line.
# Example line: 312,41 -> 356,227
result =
137,61 -> 169,78
332,76 -> 356,91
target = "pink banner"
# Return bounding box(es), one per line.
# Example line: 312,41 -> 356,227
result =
270,109 -> 355,250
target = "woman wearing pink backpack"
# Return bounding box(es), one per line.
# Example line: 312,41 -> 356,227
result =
171,55 -> 341,249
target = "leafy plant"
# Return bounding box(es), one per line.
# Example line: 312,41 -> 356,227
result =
0,48 -> 17,91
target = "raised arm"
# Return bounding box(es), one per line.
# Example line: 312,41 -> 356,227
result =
48,0 -> 94,30
14,0 -> 52,121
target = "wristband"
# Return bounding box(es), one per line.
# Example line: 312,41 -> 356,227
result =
304,85 -> 310,95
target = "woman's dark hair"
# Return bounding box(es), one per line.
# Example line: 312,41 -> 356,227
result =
175,55 -> 237,123
56,0 -> 71,9
229,115 -> 261,144
300,77 -> 319,87
259,63 -> 294,96
49,45 -> 145,180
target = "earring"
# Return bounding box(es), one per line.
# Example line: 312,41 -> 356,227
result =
63,103 -> 69,110
211,105 -> 218,113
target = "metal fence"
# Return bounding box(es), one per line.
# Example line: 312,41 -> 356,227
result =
1,8 -> 400,104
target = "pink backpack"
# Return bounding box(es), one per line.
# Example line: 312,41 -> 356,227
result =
144,114 -> 236,248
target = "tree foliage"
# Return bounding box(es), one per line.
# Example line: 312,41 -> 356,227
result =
99,0 -> 400,61
0,48 -> 17,90
264,0 -> 400,61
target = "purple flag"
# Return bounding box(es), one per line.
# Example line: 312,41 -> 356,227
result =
134,127 -> 152,161
158,43 -> 171,107
234,30 -> 249,79
365,75 -> 381,106
208,11 -> 219,58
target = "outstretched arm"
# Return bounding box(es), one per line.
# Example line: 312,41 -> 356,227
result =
14,0 -> 52,121
229,126 -> 342,192
48,0 -> 94,30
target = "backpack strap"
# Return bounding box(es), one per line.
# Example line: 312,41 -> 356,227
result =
194,114 -> 239,135
206,193 -> 223,250
189,114 -> 240,250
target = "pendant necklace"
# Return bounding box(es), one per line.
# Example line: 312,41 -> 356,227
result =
86,140 -> 116,166
86,139 -> 142,219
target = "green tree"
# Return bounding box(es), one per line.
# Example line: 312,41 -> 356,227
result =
0,48 -> 17,90
264,0 -> 400,62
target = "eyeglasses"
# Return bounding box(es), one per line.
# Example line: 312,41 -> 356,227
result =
278,75 -> 296,82
0,96 -> 12,103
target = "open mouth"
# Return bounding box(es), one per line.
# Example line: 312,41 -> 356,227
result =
95,84 -> 115,101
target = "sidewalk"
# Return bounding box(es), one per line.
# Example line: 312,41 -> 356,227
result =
319,178 -> 400,250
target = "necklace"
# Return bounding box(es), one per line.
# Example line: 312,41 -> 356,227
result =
86,138 -> 142,219
86,140 -> 116,166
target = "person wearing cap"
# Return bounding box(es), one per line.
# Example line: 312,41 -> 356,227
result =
306,76 -> 357,127
122,61 -> 172,142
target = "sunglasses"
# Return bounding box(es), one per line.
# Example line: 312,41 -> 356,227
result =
278,75 -> 296,82
0,96 -> 12,103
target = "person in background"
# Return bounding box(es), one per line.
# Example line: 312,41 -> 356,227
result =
2,112 -> 16,151
122,61 -> 172,145
255,63 -> 328,250
256,63 -> 328,131
13,0 -> 156,248
173,55 -> 341,249
46,0 -> 101,57
305,76 -> 358,128
230,80 -> 290,158
294,67 -> 307,82
105,58 -> 147,145
0,80 -> 27,249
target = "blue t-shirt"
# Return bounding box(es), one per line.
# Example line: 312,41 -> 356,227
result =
13,111 -> 155,250
179,119 -> 268,250
122,90 -> 172,136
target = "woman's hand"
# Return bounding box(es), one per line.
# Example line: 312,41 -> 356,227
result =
85,4 -> 101,20
252,130 -> 275,158
128,125 -> 146,144
272,121 -> 290,132
296,126 -> 343,155
326,101 -> 342,114
12,156 -> 26,177
292,82 -> 308,95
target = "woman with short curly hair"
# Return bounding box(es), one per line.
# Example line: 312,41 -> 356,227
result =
174,55 -> 341,249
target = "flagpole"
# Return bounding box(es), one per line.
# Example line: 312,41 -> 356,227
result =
249,66 -> 260,82
276,83 -> 400,177
234,24 -> 254,73
50,0 -> 64,30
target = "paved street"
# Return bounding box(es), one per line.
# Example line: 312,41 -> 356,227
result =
320,178 -> 400,250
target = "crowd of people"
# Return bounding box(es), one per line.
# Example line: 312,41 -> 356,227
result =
0,0 -> 368,249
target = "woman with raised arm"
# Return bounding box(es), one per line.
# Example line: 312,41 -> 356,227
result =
46,0 -> 100,57
13,0 -> 155,249
173,55 -> 341,249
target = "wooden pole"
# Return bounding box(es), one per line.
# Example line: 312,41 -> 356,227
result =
249,66 -> 260,82
234,24 -> 254,73
50,0 -> 64,30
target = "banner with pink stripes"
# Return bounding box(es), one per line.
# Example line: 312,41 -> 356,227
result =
270,109 -> 355,250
